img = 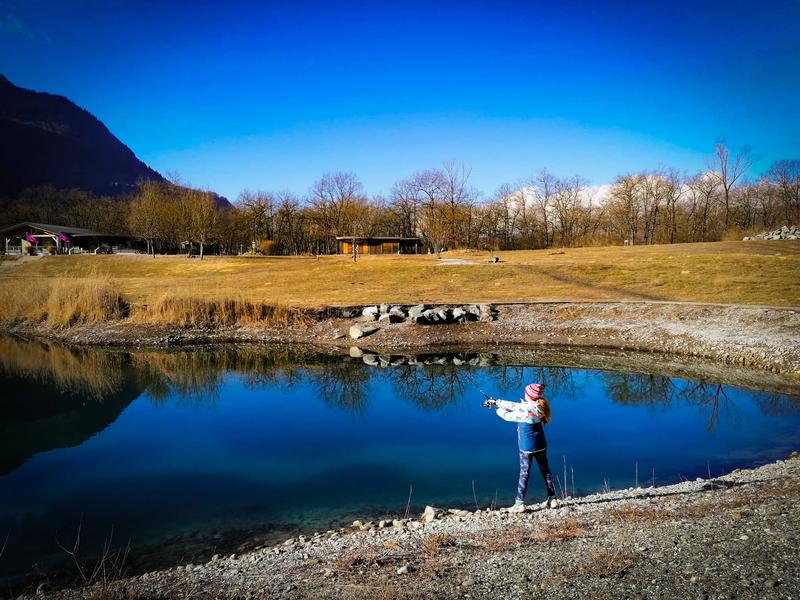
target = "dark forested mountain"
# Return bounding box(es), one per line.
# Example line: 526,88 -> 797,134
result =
0,74 -> 163,197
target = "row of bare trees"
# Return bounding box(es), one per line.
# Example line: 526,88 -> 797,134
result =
128,181 -> 220,258
2,144 -> 798,255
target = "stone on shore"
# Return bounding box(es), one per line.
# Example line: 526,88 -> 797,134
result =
349,324 -> 378,339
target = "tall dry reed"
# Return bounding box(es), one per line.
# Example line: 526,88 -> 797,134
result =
137,293 -> 312,327
0,275 -> 126,327
45,275 -> 127,326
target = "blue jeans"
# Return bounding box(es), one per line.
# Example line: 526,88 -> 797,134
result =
516,449 -> 556,502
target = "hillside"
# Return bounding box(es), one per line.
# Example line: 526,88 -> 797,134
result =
0,74 -> 163,197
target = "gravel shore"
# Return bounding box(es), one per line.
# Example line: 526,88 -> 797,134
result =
36,454 -> 800,600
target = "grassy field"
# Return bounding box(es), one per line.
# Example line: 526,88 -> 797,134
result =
1,241 -> 798,315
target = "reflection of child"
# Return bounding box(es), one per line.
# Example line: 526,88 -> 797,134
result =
484,383 -> 558,512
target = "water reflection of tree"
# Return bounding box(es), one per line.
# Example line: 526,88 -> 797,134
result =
308,361 -> 371,412
387,364 -> 472,410
600,372 -> 748,431
133,352 -> 223,406
132,347 -> 315,407
0,336 -> 125,400
483,366 -> 577,402
750,391 -> 800,417
678,381 -> 740,431
602,373 -> 675,407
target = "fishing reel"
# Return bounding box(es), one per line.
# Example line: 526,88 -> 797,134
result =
482,397 -> 496,408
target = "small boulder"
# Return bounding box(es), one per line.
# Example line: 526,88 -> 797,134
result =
408,304 -> 427,321
350,324 -> 378,339
362,306 -> 379,320
379,303 -> 389,314
421,505 -> 441,523
349,346 -> 364,358
378,312 -> 404,323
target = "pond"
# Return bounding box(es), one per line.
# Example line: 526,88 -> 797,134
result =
1,336 -> 799,586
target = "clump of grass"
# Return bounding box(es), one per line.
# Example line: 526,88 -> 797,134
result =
532,517 -> 586,541
0,275 -> 125,327
680,495 -> 751,518
138,294 -> 312,327
580,547 -> 638,577
606,505 -> 673,525
474,526 -> 532,552
422,533 -> 457,555
0,283 -> 49,322
46,275 -> 127,327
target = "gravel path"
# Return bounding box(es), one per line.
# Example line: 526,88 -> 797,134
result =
39,454 -> 800,600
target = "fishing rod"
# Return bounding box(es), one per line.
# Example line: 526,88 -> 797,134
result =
463,370 -> 494,405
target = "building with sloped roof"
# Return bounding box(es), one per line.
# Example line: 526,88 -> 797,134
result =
0,222 -> 131,255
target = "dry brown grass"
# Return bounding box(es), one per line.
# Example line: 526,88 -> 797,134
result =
759,479 -> 800,499
473,517 -> 587,552
133,293 -> 312,327
532,517 -> 586,541
45,275 -> 126,327
579,547 -> 638,577
0,274 -> 125,326
422,533 -> 457,555
680,495 -> 752,519
0,240 -> 797,311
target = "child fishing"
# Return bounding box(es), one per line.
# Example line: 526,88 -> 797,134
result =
483,383 -> 558,512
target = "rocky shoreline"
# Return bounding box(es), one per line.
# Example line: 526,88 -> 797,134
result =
4,301 -> 800,380
36,454 -> 800,600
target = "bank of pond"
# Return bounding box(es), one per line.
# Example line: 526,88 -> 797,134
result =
0,335 -> 798,591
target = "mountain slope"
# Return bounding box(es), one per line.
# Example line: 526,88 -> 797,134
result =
0,74 -> 164,197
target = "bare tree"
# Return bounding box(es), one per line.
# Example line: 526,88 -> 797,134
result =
236,190 -> 275,253
187,189 -> 219,260
530,169 -> 557,247
766,159 -> 800,224
711,142 -> 752,229
687,173 -> 719,242
310,172 -> 365,253
128,180 -> 164,256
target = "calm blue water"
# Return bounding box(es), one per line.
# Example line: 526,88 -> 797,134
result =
1,338 -> 799,584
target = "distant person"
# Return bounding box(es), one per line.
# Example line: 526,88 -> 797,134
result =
484,383 -> 558,512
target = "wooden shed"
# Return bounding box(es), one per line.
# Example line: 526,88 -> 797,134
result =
336,236 -> 422,255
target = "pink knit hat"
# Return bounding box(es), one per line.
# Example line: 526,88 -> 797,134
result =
525,383 -> 545,401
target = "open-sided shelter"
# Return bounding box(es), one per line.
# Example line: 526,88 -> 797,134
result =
0,222 -> 131,254
336,236 -> 422,255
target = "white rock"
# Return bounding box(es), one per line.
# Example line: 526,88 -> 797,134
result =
349,324 -> 377,339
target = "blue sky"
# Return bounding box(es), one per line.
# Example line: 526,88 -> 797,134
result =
2,0 -> 798,200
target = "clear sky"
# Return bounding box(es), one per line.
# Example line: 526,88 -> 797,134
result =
2,0 -> 798,200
